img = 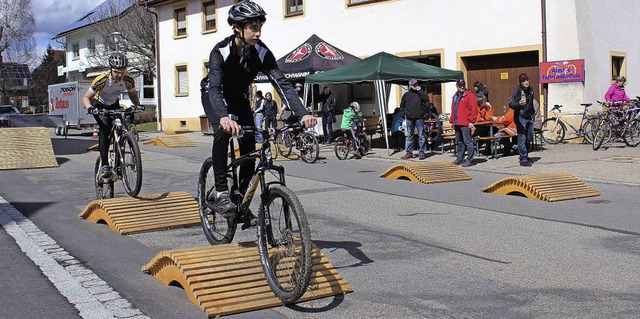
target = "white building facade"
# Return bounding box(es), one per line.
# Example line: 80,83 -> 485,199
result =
145,0 -> 640,132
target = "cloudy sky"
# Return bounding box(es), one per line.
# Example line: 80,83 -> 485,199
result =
32,0 -> 104,58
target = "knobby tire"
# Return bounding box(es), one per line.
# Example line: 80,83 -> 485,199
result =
121,133 -> 143,197
197,157 -> 237,245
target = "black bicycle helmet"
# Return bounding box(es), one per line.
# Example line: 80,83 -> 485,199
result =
108,52 -> 128,69
227,0 -> 266,26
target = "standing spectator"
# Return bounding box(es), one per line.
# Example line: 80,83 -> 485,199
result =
319,86 -> 336,144
508,73 -> 535,167
490,105 -> 517,156
253,90 -> 265,142
400,79 -> 430,160
449,79 -> 478,167
263,92 -> 278,130
473,81 -> 490,102
390,107 -> 404,152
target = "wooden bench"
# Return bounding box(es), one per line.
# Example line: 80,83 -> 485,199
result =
477,135 -> 504,158
533,128 -> 546,151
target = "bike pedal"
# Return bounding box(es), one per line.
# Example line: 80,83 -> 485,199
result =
241,218 -> 258,230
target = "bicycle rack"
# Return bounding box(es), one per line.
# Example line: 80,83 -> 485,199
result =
142,242 -> 353,317
79,191 -> 201,234
380,161 -> 472,184
0,127 -> 58,170
482,172 -> 600,201
144,134 -> 198,148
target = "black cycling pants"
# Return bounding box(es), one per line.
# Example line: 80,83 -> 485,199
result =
212,118 -> 256,194
91,100 -> 119,166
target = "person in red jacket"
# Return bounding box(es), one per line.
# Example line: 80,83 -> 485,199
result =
449,79 -> 478,167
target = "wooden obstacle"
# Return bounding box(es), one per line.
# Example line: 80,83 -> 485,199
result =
0,127 -> 58,170
482,172 -> 600,202
142,242 -> 352,317
79,191 -> 201,234
380,161 -> 472,184
144,135 -> 198,148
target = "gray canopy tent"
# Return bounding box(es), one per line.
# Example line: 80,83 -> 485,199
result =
305,51 -> 464,155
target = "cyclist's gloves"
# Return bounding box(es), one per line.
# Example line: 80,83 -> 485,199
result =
87,107 -> 98,115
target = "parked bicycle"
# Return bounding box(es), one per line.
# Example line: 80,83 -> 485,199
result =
94,107 -> 144,199
334,121 -> 371,160
540,103 -> 598,144
197,123 -> 312,303
275,126 -> 319,163
592,100 -> 640,150
423,112 -> 442,148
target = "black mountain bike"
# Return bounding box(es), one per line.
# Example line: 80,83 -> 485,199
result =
275,126 -> 319,163
94,107 -> 144,199
197,123 -> 312,303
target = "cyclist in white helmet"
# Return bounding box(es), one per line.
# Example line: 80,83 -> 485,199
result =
82,52 -> 141,180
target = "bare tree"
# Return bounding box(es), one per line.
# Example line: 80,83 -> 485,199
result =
87,0 -> 156,78
0,0 -> 36,104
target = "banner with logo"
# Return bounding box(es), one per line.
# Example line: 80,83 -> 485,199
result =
539,59 -> 585,83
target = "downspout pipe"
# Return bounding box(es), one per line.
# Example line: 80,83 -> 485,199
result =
541,0 -> 548,120
144,3 -> 162,131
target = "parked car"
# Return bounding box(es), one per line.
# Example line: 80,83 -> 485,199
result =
0,105 -> 21,127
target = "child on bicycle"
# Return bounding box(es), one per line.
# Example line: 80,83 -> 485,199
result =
340,102 -> 365,158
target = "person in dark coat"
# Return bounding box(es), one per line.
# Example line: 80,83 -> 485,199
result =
263,92 -> 278,130
508,73 -> 535,167
473,81 -> 490,102
319,86 -> 336,144
400,79 -> 430,160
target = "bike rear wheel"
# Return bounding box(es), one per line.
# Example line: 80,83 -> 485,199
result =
276,131 -> 293,157
580,119 -> 597,144
541,118 -> 565,144
120,133 -> 143,197
299,132 -> 319,163
257,184 -> 312,303
94,157 -> 114,199
623,119 -> 640,147
197,157 -> 237,245
334,136 -> 349,160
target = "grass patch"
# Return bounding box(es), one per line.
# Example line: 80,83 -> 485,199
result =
136,121 -> 157,132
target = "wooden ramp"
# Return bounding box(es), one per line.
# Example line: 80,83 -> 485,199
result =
79,191 -> 200,234
144,135 -> 198,148
380,161 -> 472,184
482,172 -> 600,202
142,242 -> 352,318
0,127 -> 58,170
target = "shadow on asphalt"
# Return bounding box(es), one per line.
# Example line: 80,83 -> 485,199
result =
286,294 -> 345,313
9,201 -> 57,218
313,240 -> 374,269
51,138 -> 98,156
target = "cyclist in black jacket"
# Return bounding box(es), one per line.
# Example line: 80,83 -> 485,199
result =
202,0 -> 316,214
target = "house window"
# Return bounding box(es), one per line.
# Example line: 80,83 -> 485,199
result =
175,64 -> 188,96
203,1 -> 216,32
142,73 -> 155,99
174,6 -> 187,37
72,43 -> 80,59
285,0 -> 303,16
346,0 -> 390,6
86,38 -> 96,56
611,54 -> 626,82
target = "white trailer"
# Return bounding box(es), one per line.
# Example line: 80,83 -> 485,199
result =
48,81 -> 95,135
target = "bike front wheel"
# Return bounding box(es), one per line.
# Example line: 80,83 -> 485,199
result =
359,133 -> 371,156
257,184 -> 312,303
120,133 -> 143,197
276,131 -> 293,157
334,136 -> 349,160
197,157 -> 237,245
580,119 -> 597,144
541,118 -> 565,144
623,119 -> 640,147
592,120 -> 608,151
299,132 -> 319,163
94,157 -> 114,199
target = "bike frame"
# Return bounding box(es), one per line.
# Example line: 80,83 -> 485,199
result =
550,104 -> 593,137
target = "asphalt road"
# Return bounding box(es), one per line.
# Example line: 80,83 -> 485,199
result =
1,130 -> 639,319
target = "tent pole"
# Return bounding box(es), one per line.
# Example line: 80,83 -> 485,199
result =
375,80 -> 391,156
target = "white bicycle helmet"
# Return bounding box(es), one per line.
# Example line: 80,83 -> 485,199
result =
350,101 -> 360,113
108,52 -> 128,69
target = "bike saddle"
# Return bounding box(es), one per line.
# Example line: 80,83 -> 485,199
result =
552,105 -> 562,112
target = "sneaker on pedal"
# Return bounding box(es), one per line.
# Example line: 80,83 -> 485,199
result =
99,166 -> 116,182
214,193 -> 237,217
241,210 -> 258,230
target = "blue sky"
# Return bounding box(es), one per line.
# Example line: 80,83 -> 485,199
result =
32,0 -> 104,60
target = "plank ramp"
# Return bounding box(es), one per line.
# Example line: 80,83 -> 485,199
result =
142,242 -> 352,317
144,135 -> 198,148
0,127 -> 58,170
380,161 -> 472,184
482,172 -> 600,201
78,191 -> 200,234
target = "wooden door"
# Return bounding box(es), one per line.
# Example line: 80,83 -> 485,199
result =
465,51 -> 539,117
